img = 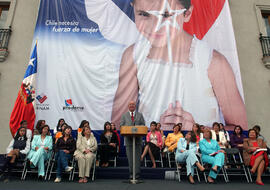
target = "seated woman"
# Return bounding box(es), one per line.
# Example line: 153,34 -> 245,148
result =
77,120 -> 89,140
27,125 -> 52,180
253,125 -> 265,141
219,123 -> 230,143
192,123 -> 203,146
243,129 -> 268,185
156,122 -> 165,148
211,122 -> 228,149
230,125 -> 246,151
165,124 -> 183,152
199,129 -> 225,183
111,122 -> 120,152
20,120 -> 33,141
34,120 -> 46,135
54,123 -> 68,143
54,118 -> 65,135
74,125 -> 97,183
140,121 -> 162,168
0,127 -> 30,182
175,131 -> 205,184
54,125 -> 76,183
99,122 -> 118,167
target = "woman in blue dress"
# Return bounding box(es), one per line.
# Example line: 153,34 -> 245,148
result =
199,129 -> 225,183
27,125 -> 53,179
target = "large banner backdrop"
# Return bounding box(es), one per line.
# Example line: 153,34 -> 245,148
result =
33,0 -> 248,131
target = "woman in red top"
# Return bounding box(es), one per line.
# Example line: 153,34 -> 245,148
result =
243,129 -> 268,185
140,121 -> 162,168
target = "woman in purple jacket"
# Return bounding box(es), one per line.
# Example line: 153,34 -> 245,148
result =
230,125 -> 246,151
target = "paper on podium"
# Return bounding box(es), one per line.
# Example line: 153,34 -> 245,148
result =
120,126 -> 148,136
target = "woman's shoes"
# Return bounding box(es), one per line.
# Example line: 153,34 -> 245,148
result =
79,177 -> 88,183
83,177 -> 88,183
65,166 -> 73,172
54,177 -> 61,183
38,175 -> 44,181
188,175 -> 195,184
207,176 -> 214,184
78,178 -> 84,183
256,181 -> 264,186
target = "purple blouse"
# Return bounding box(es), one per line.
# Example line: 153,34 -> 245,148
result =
230,134 -> 246,148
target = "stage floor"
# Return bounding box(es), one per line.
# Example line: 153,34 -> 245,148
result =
0,179 -> 269,190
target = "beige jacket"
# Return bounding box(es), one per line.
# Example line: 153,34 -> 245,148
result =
74,133 -> 97,157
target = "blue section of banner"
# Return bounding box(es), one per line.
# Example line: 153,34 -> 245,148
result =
24,43 -> 37,79
34,0 -> 103,40
111,0 -> 135,22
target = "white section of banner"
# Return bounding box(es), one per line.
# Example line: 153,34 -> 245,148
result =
35,37 -> 125,130
202,0 -> 244,100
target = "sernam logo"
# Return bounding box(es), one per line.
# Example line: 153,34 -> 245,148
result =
36,94 -> 47,104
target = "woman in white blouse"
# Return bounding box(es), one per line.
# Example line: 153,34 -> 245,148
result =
211,122 -> 228,149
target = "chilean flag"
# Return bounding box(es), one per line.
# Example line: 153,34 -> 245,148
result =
9,42 -> 37,136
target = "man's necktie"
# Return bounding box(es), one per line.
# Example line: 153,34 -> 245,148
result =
131,112 -> 134,122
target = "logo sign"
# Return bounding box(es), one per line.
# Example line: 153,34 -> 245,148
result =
36,93 -> 49,111
36,93 -> 47,104
65,99 -> 73,106
63,99 -> 84,112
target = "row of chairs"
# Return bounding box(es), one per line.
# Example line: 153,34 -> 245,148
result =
19,151 -> 96,181
2,147 -> 269,182
171,148 -> 269,183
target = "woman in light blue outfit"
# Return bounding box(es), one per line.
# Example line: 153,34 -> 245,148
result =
199,129 -> 225,183
27,125 -> 52,179
176,131 -> 205,184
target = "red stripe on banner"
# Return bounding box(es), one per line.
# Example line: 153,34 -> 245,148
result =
9,84 -> 35,136
184,0 -> 226,40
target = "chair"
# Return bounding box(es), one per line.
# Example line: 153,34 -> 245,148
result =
97,143 -> 118,167
47,151 -> 74,181
246,161 -> 270,182
223,148 -> 249,182
69,155 -> 96,181
108,144 -> 119,167
21,152 -> 53,180
144,150 -> 164,168
175,158 -> 200,182
199,153 -> 228,183
0,154 -> 28,180
167,151 -> 176,168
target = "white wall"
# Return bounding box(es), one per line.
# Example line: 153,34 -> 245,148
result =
0,0 -> 40,153
229,0 -> 270,144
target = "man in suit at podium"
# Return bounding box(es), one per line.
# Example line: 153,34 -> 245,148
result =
120,100 -> 145,180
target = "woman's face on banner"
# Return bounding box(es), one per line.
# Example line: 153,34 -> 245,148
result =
133,0 -> 186,47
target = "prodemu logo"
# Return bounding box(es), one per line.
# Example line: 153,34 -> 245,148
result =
63,99 -> 84,112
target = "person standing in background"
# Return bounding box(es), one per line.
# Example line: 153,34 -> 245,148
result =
120,101 -> 145,180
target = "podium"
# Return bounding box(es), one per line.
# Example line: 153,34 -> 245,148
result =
120,126 -> 148,184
